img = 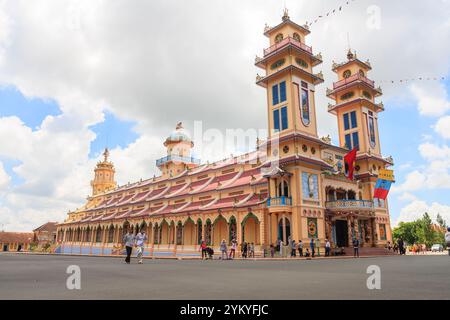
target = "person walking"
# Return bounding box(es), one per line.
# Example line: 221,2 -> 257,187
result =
123,229 -> 135,264
270,243 -> 275,258
298,240 -> 303,257
353,237 -> 360,258
242,242 -> 248,258
220,239 -> 227,260
309,238 -> 315,258
290,239 -> 297,257
229,239 -> 237,259
325,239 -> 331,257
200,240 -> 207,260
249,242 -> 255,258
398,238 -> 405,255
135,230 -> 147,264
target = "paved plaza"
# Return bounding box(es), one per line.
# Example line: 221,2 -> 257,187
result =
0,253 -> 449,299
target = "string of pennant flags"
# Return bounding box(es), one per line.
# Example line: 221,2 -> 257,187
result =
306,0 -> 357,27
375,77 -> 446,85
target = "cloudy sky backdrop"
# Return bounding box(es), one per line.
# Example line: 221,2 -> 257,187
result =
0,0 -> 449,231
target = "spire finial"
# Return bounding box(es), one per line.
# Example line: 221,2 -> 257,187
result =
103,148 -> 109,162
282,7 -> 289,21
347,48 -> 354,61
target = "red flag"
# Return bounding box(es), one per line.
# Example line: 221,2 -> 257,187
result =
344,147 -> 357,180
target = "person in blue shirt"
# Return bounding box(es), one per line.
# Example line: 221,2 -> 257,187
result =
309,238 -> 315,258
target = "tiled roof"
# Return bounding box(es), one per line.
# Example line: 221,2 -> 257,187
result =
33,222 -> 57,233
0,232 -> 34,243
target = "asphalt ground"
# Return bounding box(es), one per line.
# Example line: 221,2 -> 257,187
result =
0,253 -> 448,299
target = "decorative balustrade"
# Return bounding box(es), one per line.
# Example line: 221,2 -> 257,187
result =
263,36 -> 312,56
156,155 -> 201,167
267,196 -> 292,207
332,73 -> 375,90
325,199 -> 374,210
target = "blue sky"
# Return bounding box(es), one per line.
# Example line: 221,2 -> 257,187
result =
0,0 -> 449,231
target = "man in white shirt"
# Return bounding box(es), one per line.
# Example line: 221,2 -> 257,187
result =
325,239 -> 331,257
135,231 -> 147,264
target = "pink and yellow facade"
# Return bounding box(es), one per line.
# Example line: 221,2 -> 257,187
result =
56,11 -> 393,257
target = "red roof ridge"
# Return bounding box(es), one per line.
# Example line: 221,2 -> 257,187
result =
217,167 -> 244,190
189,176 -> 215,194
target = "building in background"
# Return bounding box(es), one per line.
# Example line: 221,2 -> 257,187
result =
33,222 -> 57,248
0,232 -> 34,252
56,10 -> 393,257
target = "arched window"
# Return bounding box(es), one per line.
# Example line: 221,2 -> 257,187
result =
197,219 -> 203,244
153,223 -> 159,244
359,69 -> 365,77
176,221 -> 183,245
95,227 -> 102,243
108,226 -> 114,243
205,219 -> 212,245
229,216 -> 237,243
347,190 -> 356,200
343,70 -> 351,78
293,32 -> 301,42
277,180 -> 290,197
275,33 -> 283,43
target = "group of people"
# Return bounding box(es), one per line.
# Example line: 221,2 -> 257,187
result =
122,229 -> 148,264
215,239 -> 256,260
267,238 -> 333,258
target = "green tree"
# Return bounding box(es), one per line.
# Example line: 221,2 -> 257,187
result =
392,221 -> 419,245
436,213 -> 447,229
416,212 -> 435,247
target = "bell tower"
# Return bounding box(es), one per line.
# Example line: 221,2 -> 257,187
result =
327,50 -> 384,155
327,49 -> 393,209
91,148 -> 116,196
256,10 -> 327,247
255,9 -> 324,139
156,122 -> 200,178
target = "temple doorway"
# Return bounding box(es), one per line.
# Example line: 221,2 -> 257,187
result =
335,220 -> 348,247
277,218 -> 291,244
3,244 -> 7,251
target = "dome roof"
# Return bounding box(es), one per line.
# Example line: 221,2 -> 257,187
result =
164,122 -> 193,146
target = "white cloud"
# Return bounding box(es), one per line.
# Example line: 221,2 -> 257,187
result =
397,192 -> 417,202
410,83 -> 450,117
394,142 -> 450,193
394,199 -> 450,227
391,170 -> 426,193
435,115 -> 450,139
0,0 -> 449,231
0,161 -> 10,191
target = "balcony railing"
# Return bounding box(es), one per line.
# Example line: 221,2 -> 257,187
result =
267,196 -> 292,207
332,73 -> 375,90
325,199 -> 374,210
156,155 -> 201,167
263,36 -> 312,56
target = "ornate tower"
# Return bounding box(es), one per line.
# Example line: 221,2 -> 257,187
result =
327,49 -> 393,242
256,10 -> 328,246
255,9 -> 324,139
327,49 -> 384,155
91,148 -> 116,196
156,122 -> 200,178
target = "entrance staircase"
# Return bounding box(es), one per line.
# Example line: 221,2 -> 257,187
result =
357,247 -> 397,256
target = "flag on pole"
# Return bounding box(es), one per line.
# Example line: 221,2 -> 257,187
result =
374,169 -> 394,200
373,179 -> 392,200
344,147 -> 357,180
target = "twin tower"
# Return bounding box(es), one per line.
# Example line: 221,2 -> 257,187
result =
255,10 -> 384,156
91,10 -> 387,196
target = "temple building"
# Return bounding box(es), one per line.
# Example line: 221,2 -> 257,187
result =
55,10 -> 393,257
